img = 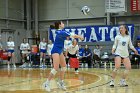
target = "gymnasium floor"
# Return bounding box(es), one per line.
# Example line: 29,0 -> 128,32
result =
0,67 -> 140,93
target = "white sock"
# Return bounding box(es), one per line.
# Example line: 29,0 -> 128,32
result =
46,79 -> 50,83
61,80 -> 64,83
111,79 -> 114,81
40,58 -> 42,63
121,79 -> 125,82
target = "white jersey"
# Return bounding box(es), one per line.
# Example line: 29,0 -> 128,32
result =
0,41 -> 3,49
67,45 -> 79,55
47,44 -> 54,55
94,48 -> 101,57
20,43 -> 30,54
112,34 -> 135,57
64,40 -> 72,51
7,41 -> 15,50
39,42 -> 47,50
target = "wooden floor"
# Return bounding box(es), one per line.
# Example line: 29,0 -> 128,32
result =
0,67 -> 140,93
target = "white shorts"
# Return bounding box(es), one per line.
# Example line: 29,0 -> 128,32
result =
22,51 -> 30,54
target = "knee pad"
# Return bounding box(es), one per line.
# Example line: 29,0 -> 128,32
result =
27,56 -> 29,60
40,58 -> 42,61
50,68 -> 57,75
8,56 -> 11,61
113,68 -> 118,73
61,67 -> 67,72
124,69 -> 130,74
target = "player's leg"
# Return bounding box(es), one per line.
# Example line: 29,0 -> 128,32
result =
11,52 -> 16,68
40,52 -> 43,67
58,53 -> 67,90
110,56 -> 122,87
21,53 -> 25,64
120,57 -> 131,86
7,51 -> 12,69
42,53 -> 46,67
43,53 -> 60,91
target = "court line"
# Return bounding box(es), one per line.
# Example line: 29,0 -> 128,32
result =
64,72 -> 112,93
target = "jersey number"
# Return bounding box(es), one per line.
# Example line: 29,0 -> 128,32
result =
122,41 -> 126,46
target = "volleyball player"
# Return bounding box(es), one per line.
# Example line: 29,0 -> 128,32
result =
39,38 -> 47,68
20,38 -> 30,68
110,25 -> 138,87
64,37 -> 72,52
64,37 -> 72,67
43,21 -> 84,92
7,36 -> 16,68
65,39 -> 79,74
47,40 -> 53,67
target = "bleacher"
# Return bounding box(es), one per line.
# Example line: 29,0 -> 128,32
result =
79,41 -> 114,54
78,41 -> 113,68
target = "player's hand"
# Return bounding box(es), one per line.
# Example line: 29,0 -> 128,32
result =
80,37 -> 84,41
77,57 -> 79,59
134,50 -> 138,55
112,51 -> 115,55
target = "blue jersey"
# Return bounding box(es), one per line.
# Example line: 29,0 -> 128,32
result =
51,29 -> 71,54
79,48 -> 84,56
135,47 -> 140,54
83,48 -> 92,57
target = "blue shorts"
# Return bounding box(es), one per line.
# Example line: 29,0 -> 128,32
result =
51,46 -> 63,55
8,50 -> 14,53
40,49 -> 46,53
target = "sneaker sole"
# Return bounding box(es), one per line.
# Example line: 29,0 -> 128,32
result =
57,82 -> 62,89
42,83 -> 51,92
57,82 -> 66,91
110,85 -> 114,87
120,85 -> 128,87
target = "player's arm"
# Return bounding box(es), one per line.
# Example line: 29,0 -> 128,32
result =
65,49 -> 68,58
20,44 -> 23,50
61,31 -> 84,41
71,34 -> 84,41
87,49 -> 92,57
128,37 -> 138,55
27,44 -> 31,50
39,43 -> 41,49
112,36 -> 118,54
11,42 -> 15,48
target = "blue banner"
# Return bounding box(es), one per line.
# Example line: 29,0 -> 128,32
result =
49,24 -> 134,42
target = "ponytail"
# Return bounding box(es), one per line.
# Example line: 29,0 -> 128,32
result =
50,21 -> 61,29
50,25 -> 55,29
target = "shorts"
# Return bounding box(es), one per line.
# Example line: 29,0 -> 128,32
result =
48,52 -> 51,56
115,54 -> 128,59
68,52 -> 77,58
22,51 -> 30,54
93,54 -> 100,61
8,50 -> 14,53
69,58 -> 79,68
40,49 -> 46,53
51,46 -> 63,55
